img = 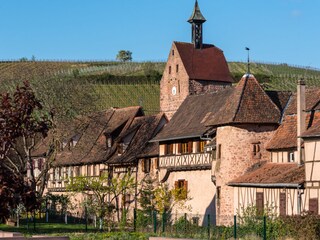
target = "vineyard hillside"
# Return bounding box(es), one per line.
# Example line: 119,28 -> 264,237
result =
0,60 -> 320,119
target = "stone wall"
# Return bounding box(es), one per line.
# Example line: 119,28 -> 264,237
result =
215,124 -> 277,225
189,80 -> 231,95
160,44 -> 189,120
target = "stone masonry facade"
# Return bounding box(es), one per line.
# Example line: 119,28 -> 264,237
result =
160,43 -> 232,120
160,44 -> 189,120
189,80 -> 230,95
214,124 -> 277,225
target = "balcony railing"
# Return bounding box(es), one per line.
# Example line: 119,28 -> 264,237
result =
160,153 -> 212,169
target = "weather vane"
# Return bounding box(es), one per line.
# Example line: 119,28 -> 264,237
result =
245,47 -> 250,74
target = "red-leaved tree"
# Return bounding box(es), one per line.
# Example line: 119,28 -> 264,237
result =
0,81 -> 56,209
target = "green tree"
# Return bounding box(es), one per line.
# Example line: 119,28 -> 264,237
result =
67,172 -> 135,230
116,50 -> 132,62
137,176 -> 157,228
154,183 -> 191,215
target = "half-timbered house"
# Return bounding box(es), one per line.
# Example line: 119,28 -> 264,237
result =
229,82 -> 320,217
46,106 -> 166,218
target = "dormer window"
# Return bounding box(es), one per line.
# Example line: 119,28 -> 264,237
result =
288,152 -> 295,162
62,140 -> 68,150
117,142 -> 128,155
105,134 -> 113,148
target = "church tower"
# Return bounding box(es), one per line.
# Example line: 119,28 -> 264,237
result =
160,1 -> 233,120
188,0 -> 206,49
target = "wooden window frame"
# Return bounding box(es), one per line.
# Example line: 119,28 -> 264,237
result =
288,152 -> 295,162
142,158 -> 151,173
155,158 -> 160,170
165,143 -> 174,155
188,141 -> 193,153
181,142 -> 188,154
175,179 -> 188,200
197,141 -> 206,153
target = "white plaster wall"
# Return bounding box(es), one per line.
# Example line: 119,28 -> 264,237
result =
166,169 -> 216,216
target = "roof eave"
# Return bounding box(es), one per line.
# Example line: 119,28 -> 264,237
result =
301,134 -> 320,138
228,182 -> 304,188
150,134 -> 202,143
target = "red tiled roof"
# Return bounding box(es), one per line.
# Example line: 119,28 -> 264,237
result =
54,106 -> 143,166
206,74 -> 282,126
152,88 -> 234,141
153,74 -> 285,142
267,112 -> 320,150
107,113 -> 166,165
284,88 -> 320,115
301,117 -> 320,138
174,42 -> 233,82
229,163 -> 305,187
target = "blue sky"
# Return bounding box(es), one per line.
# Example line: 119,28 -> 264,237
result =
0,0 -> 319,68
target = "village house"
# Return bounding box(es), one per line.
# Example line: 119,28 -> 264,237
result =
44,106 -> 166,219
153,0 -> 320,226
229,81 -> 320,218
29,0 -> 320,228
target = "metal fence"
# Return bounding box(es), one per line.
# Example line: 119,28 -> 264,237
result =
6,209 -> 291,239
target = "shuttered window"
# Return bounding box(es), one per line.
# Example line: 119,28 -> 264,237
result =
197,141 -> 206,153
256,192 -> 264,216
142,159 -> 151,173
165,143 -> 174,155
175,179 -> 188,199
181,142 -> 188,154
309,198 -> 319,214
280,193 -> 286,216
177,143 -> 182,154
188,141 -> 193,153
154,158 -> 159,169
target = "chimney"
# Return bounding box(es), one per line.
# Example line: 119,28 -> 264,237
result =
297,79 -> 306,165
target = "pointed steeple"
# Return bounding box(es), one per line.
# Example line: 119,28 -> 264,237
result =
188,0 -> 206,24
188,0 -> 206,49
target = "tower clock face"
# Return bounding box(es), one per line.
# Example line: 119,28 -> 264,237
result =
171,86 -> 177,95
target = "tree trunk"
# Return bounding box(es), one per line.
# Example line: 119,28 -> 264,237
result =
115,197 -> 120,222
64,212 -> 67,224
99,217 -> 103,230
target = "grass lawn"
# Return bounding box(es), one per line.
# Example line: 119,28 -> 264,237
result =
0,223 -> 153,240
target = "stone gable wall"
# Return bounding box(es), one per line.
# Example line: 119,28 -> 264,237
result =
189,80 -> 231,95
160,44 -> 189,120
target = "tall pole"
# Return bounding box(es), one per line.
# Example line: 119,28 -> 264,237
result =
246,47 -> 250,74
